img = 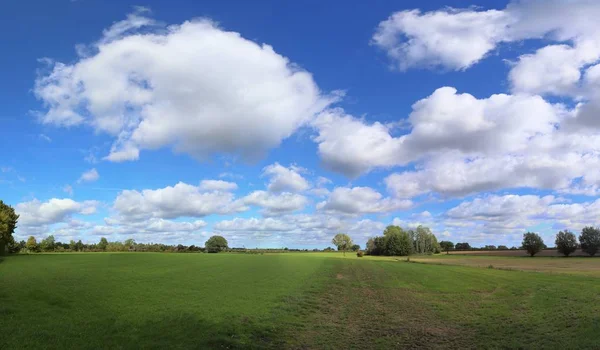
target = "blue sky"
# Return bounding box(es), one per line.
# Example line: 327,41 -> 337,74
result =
2,0 -> 600,248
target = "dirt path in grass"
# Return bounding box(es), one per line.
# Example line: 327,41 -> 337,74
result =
283,260 -> 470,349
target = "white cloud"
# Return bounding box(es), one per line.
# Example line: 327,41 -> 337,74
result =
317,186 -> 412,215
313,86 -> 600,198
34,11 -> 337,163
81,218 -> 208,245
218,172 -> 244,180
384,152 -> 597,198
39,134 -> 52,142
262,162 -> 310,193
16,198 -> 98,227
373,8 -> 510,70
312,109 -> 407,177
315,87 -> 582,187
242,190 -> 308,216
214,217 -> 294,232
100,6 -> 158,44
120,218 -> 207,234
446,195 -> 557,222
199,179 -> 238,192
373,1 -> 600,72
214,214 -> 386,246
113,182 -> 247,221
442,194 -> 600,237
78,168 -> 99,183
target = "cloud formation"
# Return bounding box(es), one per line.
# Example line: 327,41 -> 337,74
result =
35,10 -> 336,163
373,0 -> 600,72
78,168 -> 99,183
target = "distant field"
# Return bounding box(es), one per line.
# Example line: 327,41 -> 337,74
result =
1,253 -> 600,349
449,249 -> 590,257
411,254 -> 600,277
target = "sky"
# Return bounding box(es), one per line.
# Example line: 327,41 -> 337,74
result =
2,0 -> 600,249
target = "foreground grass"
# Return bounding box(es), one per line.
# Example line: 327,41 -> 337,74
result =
1,253 -> 600,348
0,253 -> 336,348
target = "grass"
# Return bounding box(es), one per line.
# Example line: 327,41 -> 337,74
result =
410,254 -> 600,277
448,249 -> 591,257
1,253 -> 600,348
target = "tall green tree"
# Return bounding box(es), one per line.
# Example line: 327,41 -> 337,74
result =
332,233 -> 353,256
0,200 -> 19,255
40,235 -> 56,252
455,242 -> 471,250
411,226 -> 440,254
384,229 -> 412,256
205,235 -> 228,253
555,230 -> 577,257
522,232 -> 545,257
98,237 -> 108,251
579,227 -> 600,256
366,236 -> 385,256
440,241 -> 454,254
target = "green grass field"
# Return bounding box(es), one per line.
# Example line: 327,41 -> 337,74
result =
2,253 -> 600,349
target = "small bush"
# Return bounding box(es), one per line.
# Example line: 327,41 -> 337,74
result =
356,250 -> 364,257
488,264 -> 494,269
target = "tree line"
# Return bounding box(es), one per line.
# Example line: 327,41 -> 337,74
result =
343,225 -> 441,257
439,227 -> 600,257
6,234 -> 232,254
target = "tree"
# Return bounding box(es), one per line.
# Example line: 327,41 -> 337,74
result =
40,235 -> 56,252
8,240 -> 25,254
440,241 -> 454,254
430,231 -> 441,254
579,226 -> 600,256
98,237 -> 108,251
498,245 -> 509,250
414,226 -> 437,254
366,236 -> 385,256
205,235 -> 228,253
75,240 -> 84,252
455,242 -> 471,251
26,236 -> 39,252
522,232 -> 545,257
384,230 -> 412,256
124,239 -> 136,251
350,244 -> 360,252
0,200 -> 19,255
331,233 -> 353,256
384,225 -> 404,237
555,230 -> 578,257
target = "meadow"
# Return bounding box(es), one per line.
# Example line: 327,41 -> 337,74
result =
412,253 -> 600,277
1,252 -> 600,349
448,249 -> 592,257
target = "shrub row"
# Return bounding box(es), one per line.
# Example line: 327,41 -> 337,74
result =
365,225 -> 440,256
